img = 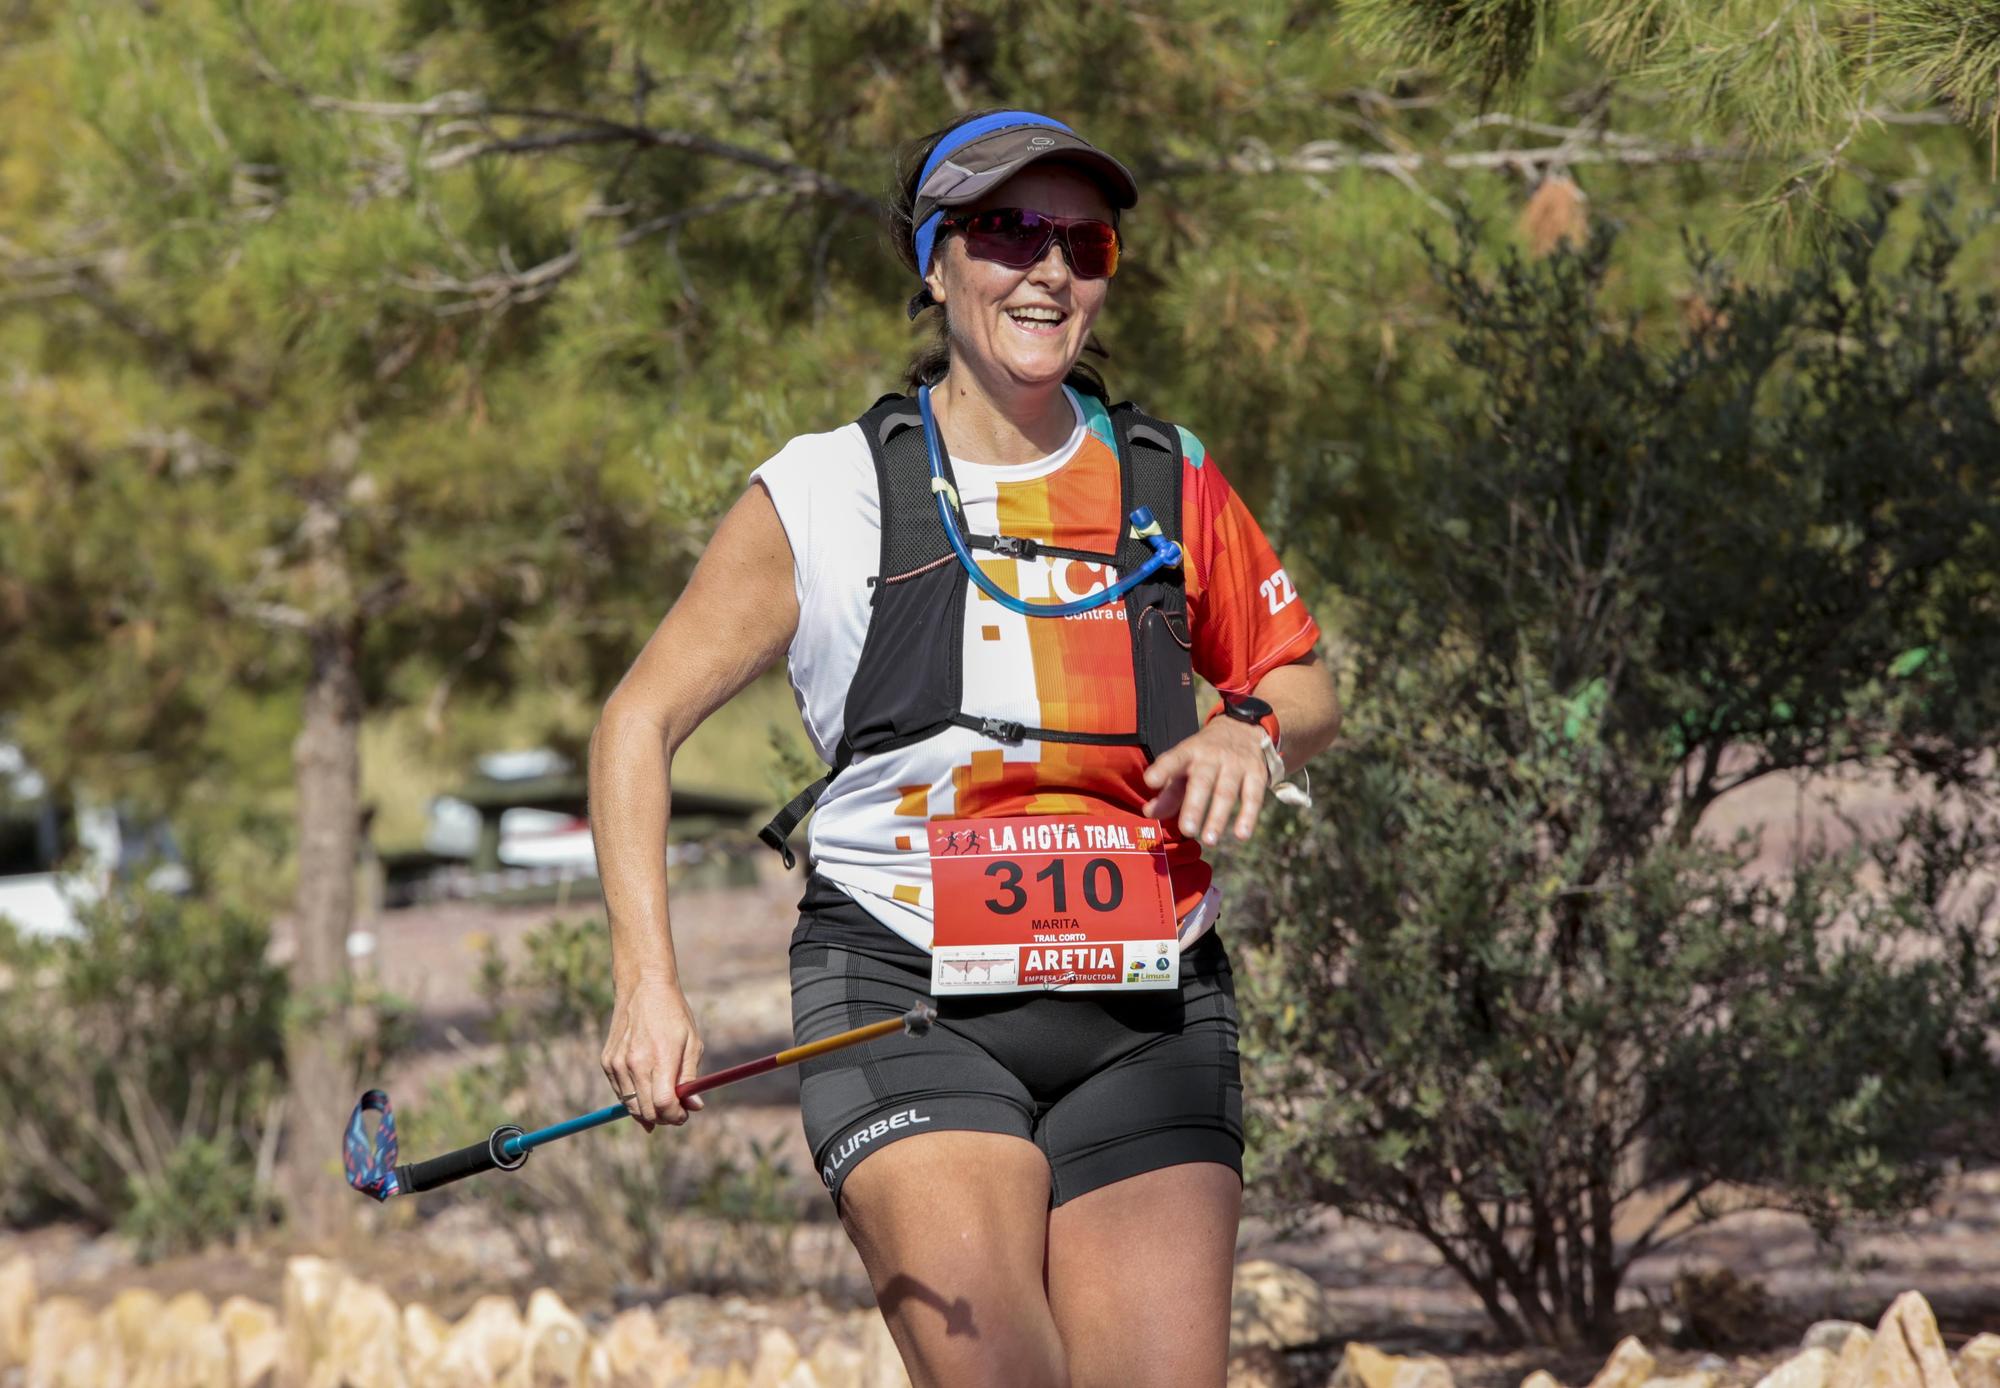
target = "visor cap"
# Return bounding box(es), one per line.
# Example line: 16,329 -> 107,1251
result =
914,123 -> 1138,233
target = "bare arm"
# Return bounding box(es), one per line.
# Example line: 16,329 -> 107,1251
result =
591,482 -> 797,1127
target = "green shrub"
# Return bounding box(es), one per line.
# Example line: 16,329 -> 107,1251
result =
0,886 -> 287,1245
1235,202 -> 2000,1350
121,1134 -> 279,1261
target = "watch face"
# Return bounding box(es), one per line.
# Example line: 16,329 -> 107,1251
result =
1225,696 -> 1273,722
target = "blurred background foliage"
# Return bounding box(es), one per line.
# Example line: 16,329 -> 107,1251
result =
0,889 -> 287,1258
3,0 -> 2000,1341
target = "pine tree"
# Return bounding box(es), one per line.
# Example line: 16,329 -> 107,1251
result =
1343,0 -> 2000,244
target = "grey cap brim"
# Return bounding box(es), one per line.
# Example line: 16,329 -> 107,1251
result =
914,126 -> 1138,230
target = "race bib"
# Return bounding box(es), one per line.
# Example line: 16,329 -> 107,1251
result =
928,814 -> 1179,994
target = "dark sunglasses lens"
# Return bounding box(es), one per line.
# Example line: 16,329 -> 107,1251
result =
1065,221 -> 1120,278
956,209 -> 1119,277
963,209 -> 1050,268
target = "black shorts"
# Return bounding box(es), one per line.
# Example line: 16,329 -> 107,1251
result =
789,873 -> 1243,1207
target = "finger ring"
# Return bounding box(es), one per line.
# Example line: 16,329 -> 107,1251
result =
619,1092 -> 639,1103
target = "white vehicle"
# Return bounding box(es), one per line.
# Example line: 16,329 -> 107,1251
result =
0,743 -> 188,939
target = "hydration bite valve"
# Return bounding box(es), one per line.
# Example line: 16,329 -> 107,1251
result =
902,1001 -> 940,1037
1128,507 -> 1183,568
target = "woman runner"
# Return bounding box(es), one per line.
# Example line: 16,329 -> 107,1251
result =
592,109 -> 1340,1388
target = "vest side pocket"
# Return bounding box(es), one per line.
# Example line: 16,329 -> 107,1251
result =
1137,604 -> 1198,759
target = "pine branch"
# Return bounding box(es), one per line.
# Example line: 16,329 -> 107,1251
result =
0,255 -> 265,407
1169,130 -> 1744,181
392,184 -> 798,315
421,112 -> 880,215
229,4 -> 879,216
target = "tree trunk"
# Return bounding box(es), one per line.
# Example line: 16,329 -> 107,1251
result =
279,616 -> 363,1236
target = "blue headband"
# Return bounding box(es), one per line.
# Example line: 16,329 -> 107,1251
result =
912,110 -> 1075,280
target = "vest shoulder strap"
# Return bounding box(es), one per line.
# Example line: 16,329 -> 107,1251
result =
1109,401 -> 1188,595
859,394 -> 958,579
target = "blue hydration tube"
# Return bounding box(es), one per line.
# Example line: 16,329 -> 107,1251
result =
917,384 -> 1181,618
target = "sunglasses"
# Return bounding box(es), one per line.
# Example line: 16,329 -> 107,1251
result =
938,207 -> 1122,279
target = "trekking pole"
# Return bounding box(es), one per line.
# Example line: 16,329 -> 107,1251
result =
343,1001 -> 938,1201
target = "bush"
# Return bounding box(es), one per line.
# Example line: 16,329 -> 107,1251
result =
0,886 -> 287,1255
403,918 -> 810,1299
1235,202 -> 2000,1349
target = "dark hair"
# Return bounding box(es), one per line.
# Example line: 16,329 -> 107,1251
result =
889,110 -> 1113,400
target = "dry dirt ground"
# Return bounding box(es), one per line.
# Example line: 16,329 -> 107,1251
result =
6,763 -> 1999,1380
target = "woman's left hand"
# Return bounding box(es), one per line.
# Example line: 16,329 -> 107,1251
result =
1141,718 -> 1272,845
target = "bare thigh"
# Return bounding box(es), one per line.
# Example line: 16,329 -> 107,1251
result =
839,1129 -> 1068,1388
1045,1161 -> 1242,1388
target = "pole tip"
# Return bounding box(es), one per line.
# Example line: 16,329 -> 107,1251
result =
903,1000 -> 939,1037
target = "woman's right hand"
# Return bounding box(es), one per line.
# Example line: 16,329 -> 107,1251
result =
600,974 -> 706,1131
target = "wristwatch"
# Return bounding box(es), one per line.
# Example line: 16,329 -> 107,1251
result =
1217,695 -> 1312,809
1218,694 -> 1281,747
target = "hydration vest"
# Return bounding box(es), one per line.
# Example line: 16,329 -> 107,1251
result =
758,392 -> 1200,869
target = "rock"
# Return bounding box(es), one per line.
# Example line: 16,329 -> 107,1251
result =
749,1328 -> 804,1388
1832,1336 -> 1880,1388
1332,1342 -> 1455,1388
436,1294 -> 527,1385
137,1313 -> 234,1388
166,1289 -> 216,1324
1755,1349 -> 1835,1388
809,1335 -> 866,1388
1523,1373 -> 1565,1388
858,1314 -> 910,1388
505,1288 -> 590,1388
0,1255 -> 34,1371
313,1279 -> 408,1388
1830,1330 -> 1875,1388
1646,1375 -> 1717,1388
139,1288 -> 226,1388
1229,1345 -> 1298,1388
1587,1339 -> 1658,1388
218,1297 -> 283,1388
37,1337 -> 116,1388
1958,1336 -> 2000,1388
102,1286 -> 166,1362
1807,1325 -> 1874,1355
24,1297 -> 93,1388
601,1307 -> 693,1387
404,1303 -> 453,1375
1231,1259 -> 1338,1351
1858,1292 -> 1957,1388
282,1256 -> 351,1386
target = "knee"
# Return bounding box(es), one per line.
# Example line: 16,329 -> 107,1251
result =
874,1290 -> 1069,1388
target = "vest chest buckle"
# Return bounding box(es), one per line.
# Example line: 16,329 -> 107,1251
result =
977,717 -> 1026,744
989,535 -> 1039,559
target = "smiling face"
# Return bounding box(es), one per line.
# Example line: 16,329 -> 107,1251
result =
923,162 -> 1116,392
